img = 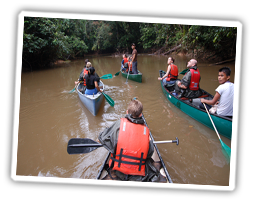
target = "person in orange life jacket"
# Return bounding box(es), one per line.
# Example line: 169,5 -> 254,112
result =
126,56 -> 133,73
158,57 -> 178,85
84,67 -> 102,95
199,67 -> 234,119
75,59 -> 90,93
174,59 -> 202,99
98,98 -> 161,182
75,59 -> 90,84
121,54 -> 129,72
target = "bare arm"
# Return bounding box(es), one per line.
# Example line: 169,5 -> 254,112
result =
95,81 -> 102,93
201,92 -> 220,105
158,65 -> 171,80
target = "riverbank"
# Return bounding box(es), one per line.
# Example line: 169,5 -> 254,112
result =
111,44 -> 235,64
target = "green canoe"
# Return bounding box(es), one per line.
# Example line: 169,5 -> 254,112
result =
159,70 -> 232,139
121,69 -> 142,83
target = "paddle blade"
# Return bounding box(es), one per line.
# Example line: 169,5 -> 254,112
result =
69,87 -> 76,93
103,92 -> 115,107
220,139 -> 231,161
67,138 -> 102,154
100,74 -> 113,79
179,68 -> 188,75
114,71 -> 120,76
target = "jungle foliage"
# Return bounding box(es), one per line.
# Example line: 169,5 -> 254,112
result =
22,17 -> 237,70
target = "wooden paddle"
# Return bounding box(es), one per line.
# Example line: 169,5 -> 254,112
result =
203,103 -> 231,160
67,137 -> 179,154
69,73 -> 113,93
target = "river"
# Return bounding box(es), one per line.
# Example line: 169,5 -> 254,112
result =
16,54 -> 235,185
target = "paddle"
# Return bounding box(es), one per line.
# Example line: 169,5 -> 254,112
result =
67,137 -> 179,154
141,113 -> 173,183
179,68 -> 188,75
203,103 -> 231,160
125,63 -> 131,84
114,71 -> 120,76
69,73 -> 113,93
114,64 -> 122,76
102,92 -> 115,107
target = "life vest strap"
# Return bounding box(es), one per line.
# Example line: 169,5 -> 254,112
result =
110,148 -> 146,171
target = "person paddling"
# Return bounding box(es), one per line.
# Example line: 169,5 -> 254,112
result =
121,54 -> 129,72
200,67 -> 234,119
158,56 -> 178,86
75,59 -> 90,93
98,98 -> 161,181
84,67 -> 102,95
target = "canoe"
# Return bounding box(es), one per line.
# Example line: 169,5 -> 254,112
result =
76,81 -> 104,116
121,69 -> 142,83
96,114 -> 173,183
159,70 -> 232,139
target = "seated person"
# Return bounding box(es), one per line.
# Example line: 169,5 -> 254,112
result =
126,56 -> 133,73
174,59 -> 202,98
121,54 -> 128,72
98,98 -> 161,182
75,59 -> 90,93
84,67 -> 102,95
158,57 -> 178,86
200,67 -> 234,119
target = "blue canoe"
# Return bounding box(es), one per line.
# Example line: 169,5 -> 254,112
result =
159,70 -> 232,139
76,81 -> 104,116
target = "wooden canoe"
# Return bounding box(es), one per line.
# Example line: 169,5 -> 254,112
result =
76,81 -> 104,116
121,69 -> 142,83
159,70 -> 232,139
96,114 -> 173,183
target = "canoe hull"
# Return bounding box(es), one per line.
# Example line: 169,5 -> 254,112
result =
76,81 -> 104,116
121,70 -> 142,83
159,70 -> 232,139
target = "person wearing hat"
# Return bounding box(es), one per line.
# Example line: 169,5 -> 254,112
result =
131,43 -> 138,74
84,67 -> 102,95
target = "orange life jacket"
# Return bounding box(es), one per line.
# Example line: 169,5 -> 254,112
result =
166,64 -> 178,81
123,58 -> 128,64
109,118 -> 150,176
83,68 -> 89,86
189,68 -> 200,90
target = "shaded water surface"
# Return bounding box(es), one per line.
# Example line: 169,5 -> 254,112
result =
17,55 -> 235,185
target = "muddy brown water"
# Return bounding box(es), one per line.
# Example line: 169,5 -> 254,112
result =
16,54 -> 235,185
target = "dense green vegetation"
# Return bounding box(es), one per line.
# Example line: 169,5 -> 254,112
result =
23,17 -> 237,70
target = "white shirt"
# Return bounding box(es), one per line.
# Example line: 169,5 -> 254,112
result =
215,81 -> 234,116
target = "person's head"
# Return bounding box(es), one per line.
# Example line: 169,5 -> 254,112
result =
168,57 -> 175,64
218,67 -> 231,84
123,54 -> 127,59
88,67 -> 95,76
131,43 -> 136,49
187,59 -> 197,68
85,59 -> 89,65
127,97 -> 143,118
86,62 -> 92,68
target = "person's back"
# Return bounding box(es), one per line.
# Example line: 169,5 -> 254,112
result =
98,98 -> 160,181
84,67 -> 101,95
